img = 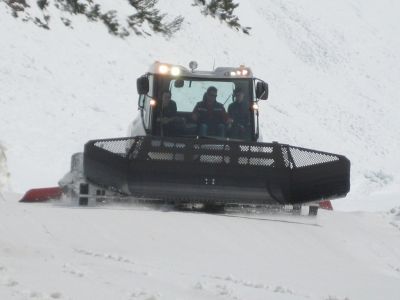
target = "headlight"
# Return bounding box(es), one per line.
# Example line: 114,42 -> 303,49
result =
158,65 -> 169,74
150,99 -> 157,107
170,66 -> 181,76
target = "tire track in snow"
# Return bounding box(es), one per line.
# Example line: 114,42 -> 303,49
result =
74,248 -> 137,265
0,264 -> 64,299
198,274 -> 305,299
72,248 -> 354,299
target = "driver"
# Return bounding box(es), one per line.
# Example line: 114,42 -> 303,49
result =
192,86 -> 232,137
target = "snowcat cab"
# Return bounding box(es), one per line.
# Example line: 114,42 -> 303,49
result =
77,62 -> 350,211
131,62 -> 268,141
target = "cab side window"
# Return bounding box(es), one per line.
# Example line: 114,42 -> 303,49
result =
143,95 -> 152,131
140,75 -> 154,132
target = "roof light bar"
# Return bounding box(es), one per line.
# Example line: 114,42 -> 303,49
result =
157,64 -> 181,76
227,68 -> 250,77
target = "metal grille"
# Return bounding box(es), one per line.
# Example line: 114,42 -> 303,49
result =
85,135 -> 350,206
192,144 -> 230,151
151,140 -> 186,149
239,145 -> 273,153
249,157 -> 274,166
289,147 -> 339,168
147,152 -> 185,161
148,152 -> 174,161
199,155 -> 224,164
90,136 -> 341,169
250,145 -> 273,153
94,139 -> 133,158
238,157 -> 274,166
281,146 -> 292,168
129,138 -> 144,159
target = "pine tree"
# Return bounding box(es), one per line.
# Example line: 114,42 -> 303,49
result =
54,0 -> 87,15
193,0 -> 251,34
127,0 -> 183,37
85,4 -> 101,21
37,0 -> 49,10
4,0 -> 29,17
100,11 -> 120,36
5,0 -> 250,37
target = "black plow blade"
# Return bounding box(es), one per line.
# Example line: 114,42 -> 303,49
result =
83,136 -> 350,205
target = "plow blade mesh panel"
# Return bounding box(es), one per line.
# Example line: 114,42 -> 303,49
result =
84,136 -> 350,205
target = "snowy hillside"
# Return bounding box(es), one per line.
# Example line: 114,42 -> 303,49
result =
1,193 -> 400,300
1,0 -> 400,211
1,2 -> 400,299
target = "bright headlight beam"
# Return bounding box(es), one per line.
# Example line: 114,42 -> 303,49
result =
158,65 -> 169,74
170,66 -> 181,76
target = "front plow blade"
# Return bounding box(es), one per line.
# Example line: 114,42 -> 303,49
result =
83,136 -> 350,205
20,187 -> 62,202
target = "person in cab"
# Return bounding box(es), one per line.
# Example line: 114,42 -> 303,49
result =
228,87 -> 251,140
157,90 -> 179,136
192,86 -> 232,137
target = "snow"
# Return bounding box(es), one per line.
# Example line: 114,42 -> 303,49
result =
1,0 -> 400,298
1,194 -> 400,300
0,142 -> 9,193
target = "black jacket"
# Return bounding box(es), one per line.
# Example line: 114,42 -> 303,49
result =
228,101 -> 250,127
192,100 -> 228,128
160,100 -> 177,118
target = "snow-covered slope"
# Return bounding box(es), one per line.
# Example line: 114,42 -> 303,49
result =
1,2 -> 400,298
1,0 -> 399,210
1,193 -> 400,300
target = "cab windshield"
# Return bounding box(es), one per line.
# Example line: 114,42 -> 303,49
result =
153,76 -> 254,141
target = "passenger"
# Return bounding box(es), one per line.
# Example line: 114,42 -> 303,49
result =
228,87 -> 251,139
157,91 -> 178,136
192,86 -> 232,137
